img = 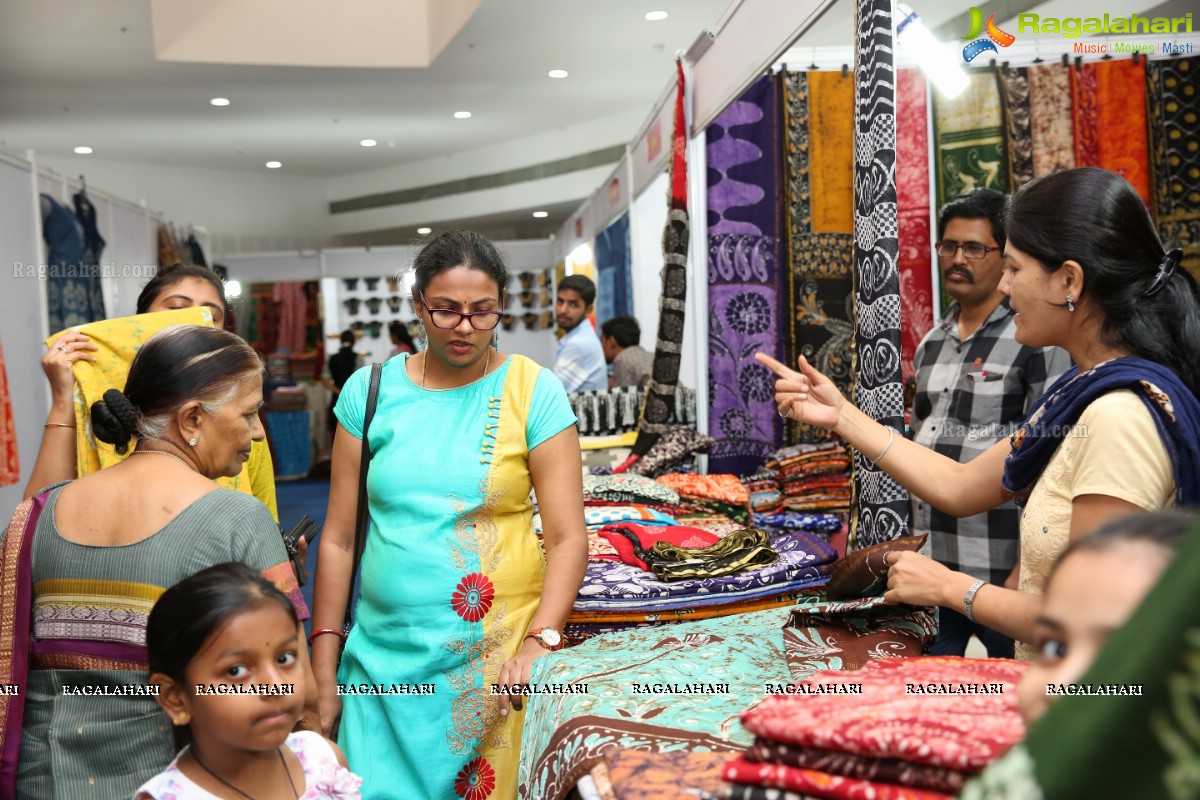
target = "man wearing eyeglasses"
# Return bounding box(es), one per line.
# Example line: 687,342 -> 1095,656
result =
911,188 -> 1071,659
554,274 -> 607,392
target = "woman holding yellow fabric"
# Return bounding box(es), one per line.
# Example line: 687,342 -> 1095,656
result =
23,264 -> 278,519
311,231 -> 587,800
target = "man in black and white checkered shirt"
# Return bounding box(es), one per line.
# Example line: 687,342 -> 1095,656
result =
911,189 -> 1071,658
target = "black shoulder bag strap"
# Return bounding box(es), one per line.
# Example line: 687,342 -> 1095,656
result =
343,363 -> 382,634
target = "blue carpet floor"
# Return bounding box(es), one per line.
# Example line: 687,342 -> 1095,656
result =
276,478 -> 331,635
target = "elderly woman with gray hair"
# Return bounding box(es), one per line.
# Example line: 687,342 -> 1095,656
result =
0,324 -> 317,799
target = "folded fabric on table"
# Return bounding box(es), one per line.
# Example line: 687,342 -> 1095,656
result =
587,505 -> 680,529
624,425 -> 716,478
657,473 -> 751,507
776,460 -> 852,483
678,515 -> 748,536
585,474 -> 681,506
676,500 -> 750,525
519,608 -> 796,800
588,533 -> 621,561
741,657 -> 1027,772
575,531 -> 836,608
767,441 -> 850,470
741,468 -> 782,513
742,739 -> 968,794
565,589 -> 820,645
605,748 -> 735,800
783,595 -> 938,681
650,527 -> 779,582
722,758 -> 952,800
780,476 -> 852,495
752,511 -> 843,535
599,523 -> 721,571
568,590 -> 821,624
783,494 -> 851,513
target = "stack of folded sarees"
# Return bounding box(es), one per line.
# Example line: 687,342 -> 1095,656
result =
720,657 -> 1028,800
656,473 -> 752,525
765,442 -> 853,513
563,525 -> 837,646
741,468 -> 783,513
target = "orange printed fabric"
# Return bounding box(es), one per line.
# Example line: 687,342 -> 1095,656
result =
1069,60 -> 1150,204
604,748 -> 734,800
655,473 -> 749,507
722,757 -> 953,800
740,657 -> 1026,772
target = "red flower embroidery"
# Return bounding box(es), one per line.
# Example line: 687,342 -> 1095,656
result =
454,757 -> 495,800
451,573 -> 495,622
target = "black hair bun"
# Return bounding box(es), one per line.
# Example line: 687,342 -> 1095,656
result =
91,389 -> 139,454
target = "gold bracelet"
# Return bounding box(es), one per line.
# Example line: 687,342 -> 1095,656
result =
44,422 -> 75,429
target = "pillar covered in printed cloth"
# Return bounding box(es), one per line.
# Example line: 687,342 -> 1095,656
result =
851,0 -> 909,547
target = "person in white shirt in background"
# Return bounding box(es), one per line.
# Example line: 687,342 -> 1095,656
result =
554,274 -> 606,392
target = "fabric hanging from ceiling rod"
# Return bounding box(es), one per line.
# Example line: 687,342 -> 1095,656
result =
784,69 -> 857,445
705,73 -> 786,476
632,60 -> 690,458
930,70 -> 1009,315
1147,57 -> 1200,282
781,68 -> 856,447
1069,59 -> 1151,203
594,213 -> 633,324
895,68 -> 934,383
851,0 -> 909,548
995,63 -> 1076,189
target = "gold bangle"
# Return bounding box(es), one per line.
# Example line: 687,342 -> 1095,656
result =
44,422 -> 75,429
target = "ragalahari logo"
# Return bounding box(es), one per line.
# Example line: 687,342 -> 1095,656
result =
961,7 -> 1016,62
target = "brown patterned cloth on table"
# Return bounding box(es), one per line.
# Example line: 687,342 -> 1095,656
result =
783,595 -> 937,682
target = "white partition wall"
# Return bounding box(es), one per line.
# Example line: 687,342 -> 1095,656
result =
0,159 -> 51,517
223,240 -> 560,372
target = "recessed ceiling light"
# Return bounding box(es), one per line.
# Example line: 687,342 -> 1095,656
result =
417,227 -> 432,235
453,111 -> 472,119
210,97 -> 230,107
645,11 -> 668,21
532,211 -> 549,218
360,139 -> 377,147
265,161 -> 282,169
73,146 -> 93,155
548,69 -> 569,79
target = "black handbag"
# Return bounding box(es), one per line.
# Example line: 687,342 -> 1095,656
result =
343,363 -> 382,636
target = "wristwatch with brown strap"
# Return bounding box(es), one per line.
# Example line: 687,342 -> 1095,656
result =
524,627 -> 563,651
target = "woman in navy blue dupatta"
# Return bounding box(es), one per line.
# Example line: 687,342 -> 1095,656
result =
757,167 -> 1200,660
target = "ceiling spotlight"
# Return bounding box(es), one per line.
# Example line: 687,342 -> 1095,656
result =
265,161 -> 282,169
532,211 -> 549,218
645,11 -> 668,21
225,280 -> 243,299
360,139 -> 377,147
548,69 -> 569,79
210,97 -> 230,107
417,227 -> 432,235
453,111 -> 472,119
73,146 -> 93,155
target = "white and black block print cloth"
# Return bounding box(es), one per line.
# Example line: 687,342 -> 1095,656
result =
851,0 -> 909,547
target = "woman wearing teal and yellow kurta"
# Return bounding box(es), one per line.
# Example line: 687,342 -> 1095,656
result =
311,231 -> 587,800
